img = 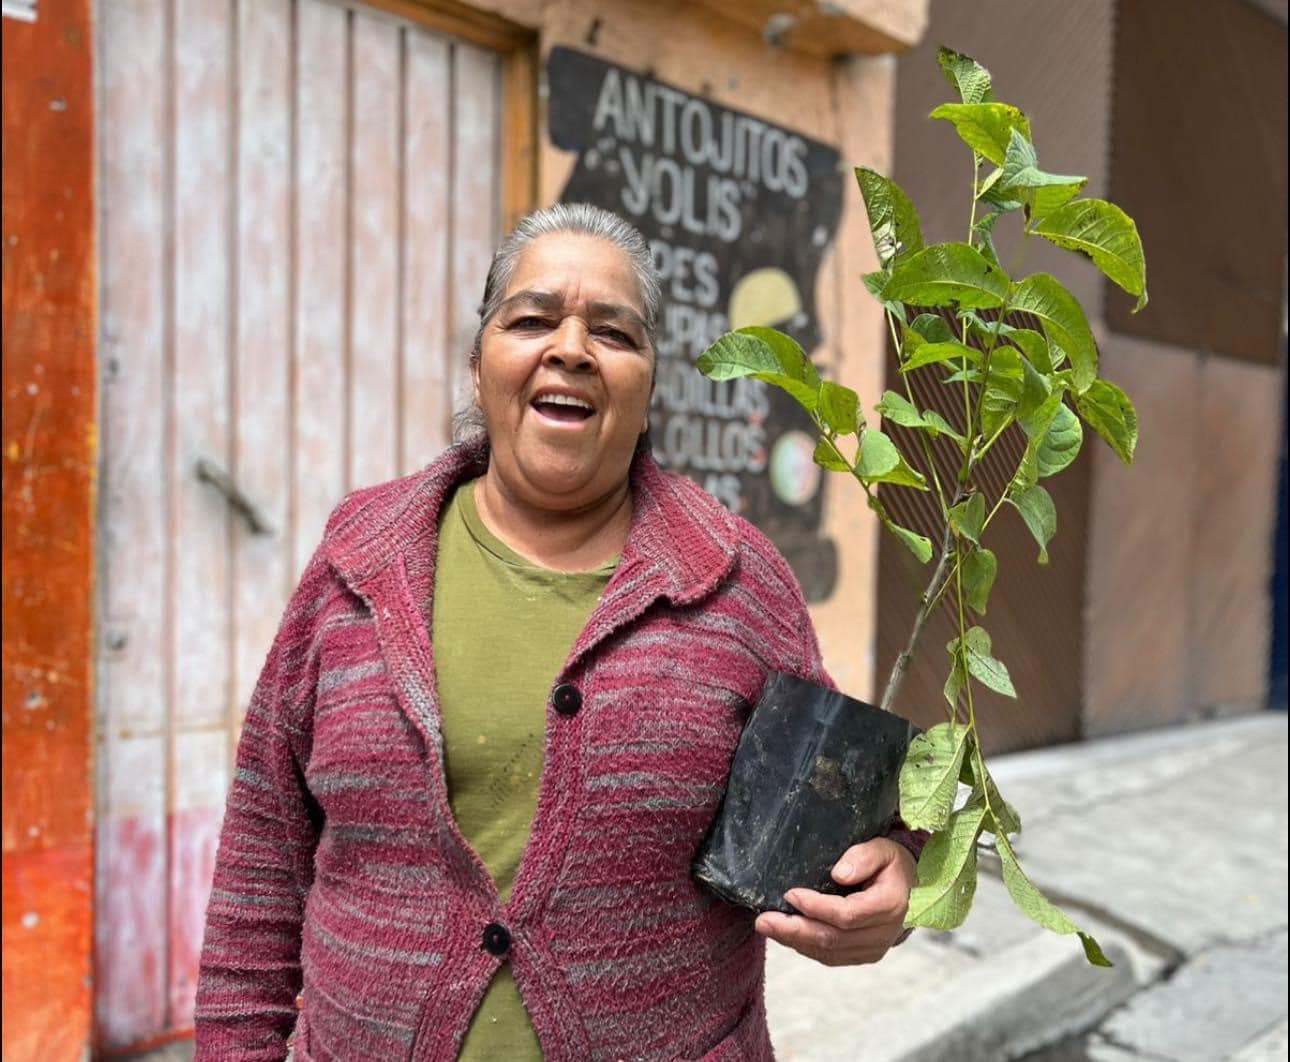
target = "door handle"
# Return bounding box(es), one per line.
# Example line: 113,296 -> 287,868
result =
195,457 -> 275,536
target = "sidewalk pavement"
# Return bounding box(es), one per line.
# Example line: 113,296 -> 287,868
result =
765,711 -> 1289,1062
131,713 -> 1286,1062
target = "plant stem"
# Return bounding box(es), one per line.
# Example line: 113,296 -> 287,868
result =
955,556 -> 996,820
878,508 -> 960,714
973,417 -> 1012,467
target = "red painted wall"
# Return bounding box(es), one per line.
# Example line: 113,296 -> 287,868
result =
2,0 -> 98,1058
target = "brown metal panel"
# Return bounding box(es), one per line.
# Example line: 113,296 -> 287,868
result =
874,327 -> 1091,755
873,0 -> 1112,752
1,0 -> 97,1055
1105,0 -> 1288,364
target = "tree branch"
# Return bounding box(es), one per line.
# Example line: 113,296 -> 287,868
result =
878,506 -> 959,714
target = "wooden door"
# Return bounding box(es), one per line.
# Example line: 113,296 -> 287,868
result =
95,0 -> 512,1049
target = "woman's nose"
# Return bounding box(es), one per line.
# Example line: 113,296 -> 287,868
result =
544,318 -> 595,372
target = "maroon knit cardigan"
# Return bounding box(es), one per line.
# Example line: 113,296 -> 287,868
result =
195,438 -> 891,1061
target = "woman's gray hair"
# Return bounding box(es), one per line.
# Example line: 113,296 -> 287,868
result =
469,203 -> 662,365
455,203 -> 662,445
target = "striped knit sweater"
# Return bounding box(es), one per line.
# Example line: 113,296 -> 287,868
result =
195,437 -> 845,1061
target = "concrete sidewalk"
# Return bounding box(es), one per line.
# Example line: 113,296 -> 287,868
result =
130,714 -> 1286,1062
765,712 -> 1289,1062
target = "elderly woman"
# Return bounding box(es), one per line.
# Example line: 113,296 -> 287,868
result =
195,204 -> 919,1061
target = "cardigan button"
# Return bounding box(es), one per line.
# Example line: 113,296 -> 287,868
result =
552,683 -> 582,716
482,921 -> 511,957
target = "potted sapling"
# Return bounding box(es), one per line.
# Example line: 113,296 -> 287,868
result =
692,47 -> 1145,965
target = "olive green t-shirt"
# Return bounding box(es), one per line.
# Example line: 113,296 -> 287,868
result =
432,480 -> 616,1060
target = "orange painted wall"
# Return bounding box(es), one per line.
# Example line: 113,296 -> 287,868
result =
2,0 -> 98,1059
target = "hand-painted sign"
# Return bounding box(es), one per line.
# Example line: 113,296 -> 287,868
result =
547,47 -> 843,600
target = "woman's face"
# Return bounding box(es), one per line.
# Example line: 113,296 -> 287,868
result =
473,233 -> 655,512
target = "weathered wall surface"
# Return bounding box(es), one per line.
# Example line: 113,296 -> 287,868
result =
1085,0 -> 1288,734
1,0 -> 97,1057
529,0 -> 905,697
1084,337 -> 1285,735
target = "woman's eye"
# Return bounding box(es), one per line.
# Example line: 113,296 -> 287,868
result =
596,328 -> 635,346
511,315 -> 551,330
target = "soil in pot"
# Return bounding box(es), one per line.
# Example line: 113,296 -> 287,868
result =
693,671 -> 918,914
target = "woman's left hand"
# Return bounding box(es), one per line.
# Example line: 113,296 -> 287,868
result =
753,837 -> 918,966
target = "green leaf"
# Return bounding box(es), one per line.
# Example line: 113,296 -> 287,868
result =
1031,198 -> 1147,307
875,390 -> 921,427
818,381 -> 860,436
963,626 -> 1016,698
883,243 -> 1009,310
929,102 -> 1031,166
944,647 -> 967,707
1017,358 -> 1053,423
949,494 -> 986,544
922,410 -> 966,446
857,429 -> 929,490
900,722 -> 973,832
995,831 -> 1112,967
697,332 -> 781,380
1018,390 -> 1061,441
962,547 -> 997,614
863,269 -> 907,323
736,327 -> 819,387
750,372 -> 819,411
908,313 -> 956,345
1005,328 -> 1053,373
976,765 -> 1022,835
856,167 -> 924,268
1075,379 -> 1138,465
990,129 -> 1087,221
901,340 -> 982,373
886,521 -> 934,563
856,427 -> 900,476
963,310 -> 1013,344
1011,444 -> 1039,493
1031,182 -> 1088,223
813,438 -> 850,472
864,462 -> 929,492
905,804 -> 986,931
971,210 -> 1003,267
980,348 -> 1025,441
937,46 -> 993,105
1010,274 -> 1098,393
876,391 -> 967,447
1036,402 -> 1083,477
1008,484 -> 1057,564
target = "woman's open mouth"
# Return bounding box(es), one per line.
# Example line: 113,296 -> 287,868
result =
531,392 -> 596,424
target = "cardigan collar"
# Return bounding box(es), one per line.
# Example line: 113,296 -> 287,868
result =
324,435 -> 739,607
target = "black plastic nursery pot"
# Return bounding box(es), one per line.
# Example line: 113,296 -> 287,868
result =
693,671 -> 919,915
